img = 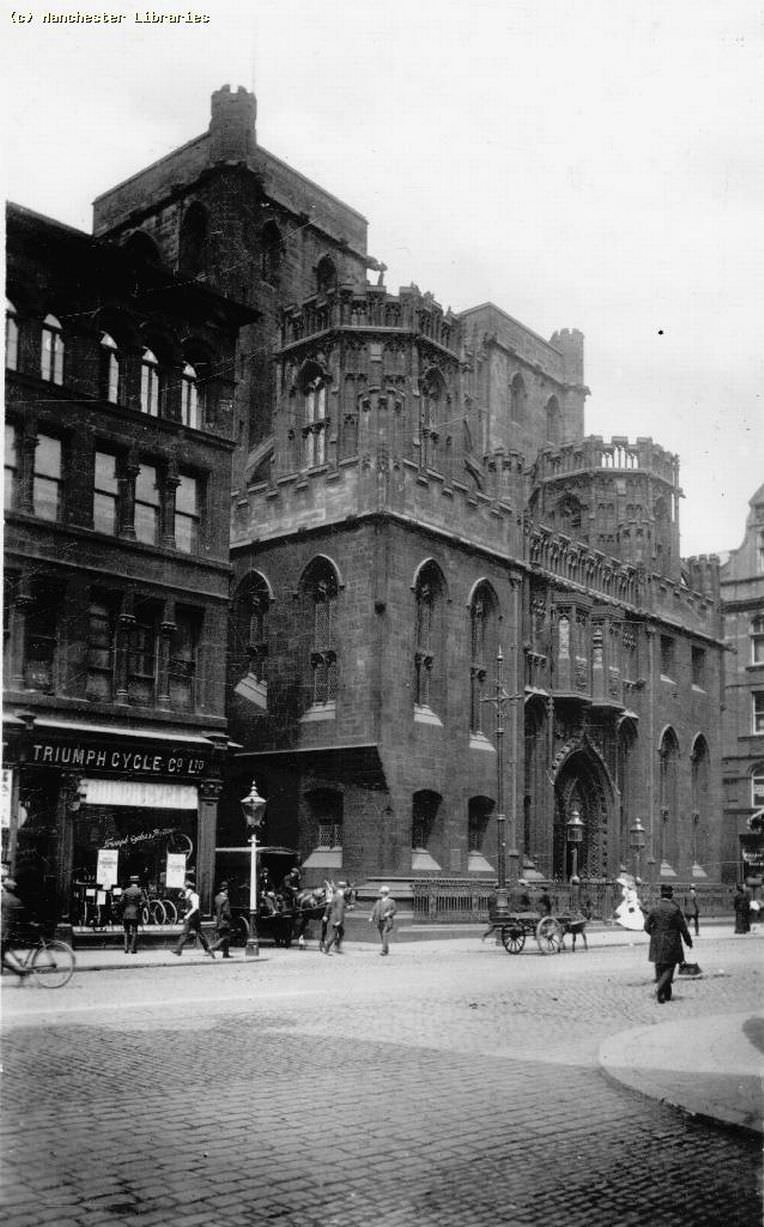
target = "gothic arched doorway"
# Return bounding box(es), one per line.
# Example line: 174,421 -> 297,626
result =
552,748 -> 614,880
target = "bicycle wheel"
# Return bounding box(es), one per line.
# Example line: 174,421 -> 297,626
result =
162,899 -> 178,925
141,904 -> 151,926
150,900 -> 167,925
31,940 -> 75,988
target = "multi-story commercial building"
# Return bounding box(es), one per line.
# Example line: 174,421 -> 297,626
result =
3,203 -> 254,930
721,484 -> 764,885
14,83 -> 726,916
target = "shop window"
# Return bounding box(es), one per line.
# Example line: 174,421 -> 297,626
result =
754,693 -> 764,735
181,363 -> 201,429
128,604 -> 158,706
751,617 -> 764,665
169,610 -> 199,711
140,347 -> 162,416
691,646 -> 706,689
86,595 -> 117,701
135,463 -> 160,545
752,766 -> 764,809
6,300 -> 19,371
93,450 -> 120,535
33,434 -> 62,521
4,422 -> 19,511
175,473 -> 200,553
24,583 -> 60,692
100,332 -> 121,404
41,314 -> 64,384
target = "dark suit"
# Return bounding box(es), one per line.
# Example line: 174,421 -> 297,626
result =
209,889 -> 233,957
644,896 -> 692,1001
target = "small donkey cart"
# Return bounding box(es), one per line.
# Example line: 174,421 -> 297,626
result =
484,908 -> 587,955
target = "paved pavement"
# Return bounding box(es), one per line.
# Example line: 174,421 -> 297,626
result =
2,925 -> 761,1226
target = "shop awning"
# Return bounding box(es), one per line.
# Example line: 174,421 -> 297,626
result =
81,779 -> 198,809
34,718 -> 219,744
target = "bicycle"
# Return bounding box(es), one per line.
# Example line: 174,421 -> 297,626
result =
2,928 -> 76,988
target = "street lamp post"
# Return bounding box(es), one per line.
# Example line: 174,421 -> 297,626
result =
629,817 -> 647,885
566,807 -> 584,912
240,782 -> 267,958
481,647 -> 522,921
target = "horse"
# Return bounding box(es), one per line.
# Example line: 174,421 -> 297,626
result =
291,881 -> 355,948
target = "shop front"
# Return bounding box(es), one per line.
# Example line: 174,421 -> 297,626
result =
3,719 -> 226,939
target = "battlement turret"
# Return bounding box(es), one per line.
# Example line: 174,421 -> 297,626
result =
209,84 -> 258,165
685,554 -> 721,603
549,327 -> 584,385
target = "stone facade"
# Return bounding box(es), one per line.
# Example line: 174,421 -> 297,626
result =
720,485 -> 764,884
89,84 -> 725,899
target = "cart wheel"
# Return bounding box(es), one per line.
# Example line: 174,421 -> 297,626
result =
501,925 -> 526,954
536,917 -> 564,954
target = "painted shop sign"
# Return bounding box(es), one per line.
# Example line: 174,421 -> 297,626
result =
30,741 -> 209,777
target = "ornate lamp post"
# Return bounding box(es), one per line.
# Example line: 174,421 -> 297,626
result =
566,807 -> 584,911
629,817 -> 647,884
482,647 -> 521,921
240,781 -> 267,958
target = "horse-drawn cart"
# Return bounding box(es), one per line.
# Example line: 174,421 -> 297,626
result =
484,910 -> 586,954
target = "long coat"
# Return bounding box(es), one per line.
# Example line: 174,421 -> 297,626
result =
644,897 -> 692,964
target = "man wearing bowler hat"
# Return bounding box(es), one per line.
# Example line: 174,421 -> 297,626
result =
121,875 -> 146,955
643,884 -> 693,1003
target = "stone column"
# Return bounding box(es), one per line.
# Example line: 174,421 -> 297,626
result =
197,779 -> 222,917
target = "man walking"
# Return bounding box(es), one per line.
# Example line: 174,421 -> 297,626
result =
172,880 -> 214,958
323,883 -> 346,955
644,884 -> 693,1003
684,886 -> 700,937
369,885 -> 396,956
209,881 -> 234,958
121,874 -> 146,954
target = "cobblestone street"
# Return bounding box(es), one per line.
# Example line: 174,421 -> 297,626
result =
2,933 -> 761,1226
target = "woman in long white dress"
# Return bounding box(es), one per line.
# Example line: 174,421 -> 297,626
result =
614,874 -> 644,931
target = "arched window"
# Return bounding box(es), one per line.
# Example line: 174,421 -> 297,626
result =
658,728 -> 680,870
690,735 -> 710,869
302,558 -> 339,707
510,373 -> 527,423
181,363 -> 200,429
469,582 -> 498,735
414,561 -> 445,711
178,203 -> 208,277
316,255 -> 337,295
41,314 -> 64,384
261,221 -> 283,285
557,492 -> 583,535
231,572 -> 271,695
412,790 -> 440,852
124,231 -> 162,266
420,369 -> 444,470
300,363 -> 329,468
140,347 -> 162,416
6,300 -> 18,371
545,395 -> 561,444
100,332 -> 120,403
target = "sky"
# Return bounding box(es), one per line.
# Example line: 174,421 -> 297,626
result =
3,0 -> 762,560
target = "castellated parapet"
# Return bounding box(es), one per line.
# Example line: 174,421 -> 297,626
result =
209,84 -> 258,163
530,435 -> 683,581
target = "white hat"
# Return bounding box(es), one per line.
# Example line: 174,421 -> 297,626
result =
379,885 -> 390,895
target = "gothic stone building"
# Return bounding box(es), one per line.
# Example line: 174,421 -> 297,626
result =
3,203 -> 253,927
89,85 -> 724,904
721,484 -> 764,885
